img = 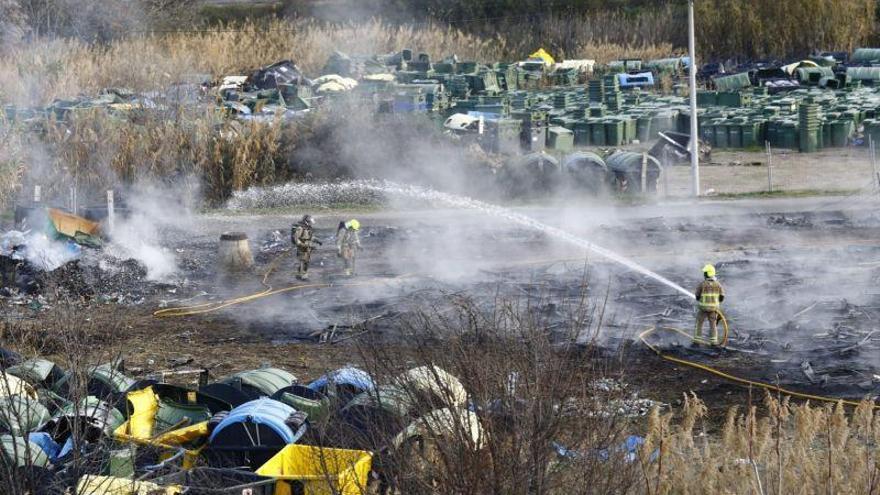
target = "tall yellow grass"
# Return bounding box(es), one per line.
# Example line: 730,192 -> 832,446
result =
12,108 -> 289,205
639,393 -> 880,494
0,19 -> 671,206
0,19 -> 670,105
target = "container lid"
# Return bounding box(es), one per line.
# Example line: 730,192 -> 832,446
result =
220,232 -> 248,241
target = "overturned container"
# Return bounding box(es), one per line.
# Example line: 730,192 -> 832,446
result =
563,152 -> 610,195
606,151 -> 662,194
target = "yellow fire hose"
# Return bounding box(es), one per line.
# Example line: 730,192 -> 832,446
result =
154,250 -> 409,318
639,310 -> 878,408
153,252 -> 876,408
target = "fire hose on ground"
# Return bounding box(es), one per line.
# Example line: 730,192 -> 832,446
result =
153,255 -> 878,409
639,310 -> 878,409
154,250 -> 410,318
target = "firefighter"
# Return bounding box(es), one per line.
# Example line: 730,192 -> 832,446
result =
336,219 -> 361,276
695,264 -> 725,345
292,214 -> 320,280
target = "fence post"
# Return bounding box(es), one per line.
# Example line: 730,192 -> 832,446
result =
33,185 -> 41,204
765,141 -> 773,193
107,190 -> 115,233
871,136 -> 878,193
641,152 -> 648,194
663,149 -> 670,198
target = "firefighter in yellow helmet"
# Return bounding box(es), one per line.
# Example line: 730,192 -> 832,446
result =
336,219 -> 361,276
694,264 -> 725,345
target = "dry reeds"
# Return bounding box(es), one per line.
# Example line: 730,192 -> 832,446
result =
638,392 -> 880,495
0,18 -> 671,106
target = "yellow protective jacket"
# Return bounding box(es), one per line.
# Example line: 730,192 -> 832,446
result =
336,227 -> 360,252
695,278 -> 724,311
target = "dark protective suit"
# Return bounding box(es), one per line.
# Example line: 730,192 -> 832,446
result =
292,223 -> 316,279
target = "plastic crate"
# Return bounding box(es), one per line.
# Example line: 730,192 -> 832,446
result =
256,445 -> 372,495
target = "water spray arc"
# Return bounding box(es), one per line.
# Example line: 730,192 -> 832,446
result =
229,180 -> 694,298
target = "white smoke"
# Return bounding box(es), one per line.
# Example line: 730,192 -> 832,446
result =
1,231 -> 81,271
227,179 -> 692,298
104,184 -> 193,282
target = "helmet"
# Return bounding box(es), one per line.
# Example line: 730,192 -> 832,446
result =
346,219 -> 360,231
702,264 -> 716,278
301,214 -> 314,227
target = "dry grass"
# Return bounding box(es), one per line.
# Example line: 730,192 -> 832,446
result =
0,18 -> 671,106
11,108 -> 293,206
695,0 -> 876,61
0,18 -> 671,207
0,117 -> 26,208
639,392 -> 880,495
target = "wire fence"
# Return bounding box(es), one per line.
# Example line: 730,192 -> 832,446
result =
661,144 -> 880,200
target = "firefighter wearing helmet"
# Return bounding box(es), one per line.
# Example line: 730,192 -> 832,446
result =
336,219 -> 361,277
694,264 -> 725,345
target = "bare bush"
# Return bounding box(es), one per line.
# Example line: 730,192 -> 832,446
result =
340,287 -> 644,494
0,301 -> 128,495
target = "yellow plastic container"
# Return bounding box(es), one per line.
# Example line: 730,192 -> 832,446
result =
256,444 -> 372,495
112,387 -> 209,469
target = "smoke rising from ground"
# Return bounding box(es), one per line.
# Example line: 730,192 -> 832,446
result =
104,184 -> 197,282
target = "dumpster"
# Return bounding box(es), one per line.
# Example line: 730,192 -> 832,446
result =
604,119 -> 625,146
547,126 -> 574,151
206,398 -> 307,470
256,444 -> 372,495
590,121 -> 606,146
714,122 -> 729,148
573,120 -> 591,146
201,368 -> 297,408
728,123 -> 743,148
563,152 -> 610,194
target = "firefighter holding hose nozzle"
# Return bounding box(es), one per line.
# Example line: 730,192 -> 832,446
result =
695,264 -> 725,345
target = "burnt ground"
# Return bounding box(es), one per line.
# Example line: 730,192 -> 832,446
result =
5,193 -> 880,424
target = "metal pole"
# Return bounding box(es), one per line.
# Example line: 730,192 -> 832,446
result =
107,190 -> 115,233
688,0 -> 700,197
871,136 -> 878,192
663,149 -> 670,197
766,141 -> 773,193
